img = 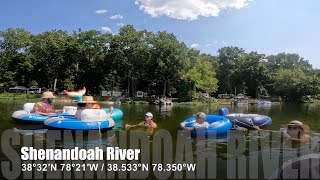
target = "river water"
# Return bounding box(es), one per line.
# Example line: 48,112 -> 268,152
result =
0,100 -> 319,179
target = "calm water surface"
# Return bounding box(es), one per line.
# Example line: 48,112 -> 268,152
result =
1,100 -> 320,179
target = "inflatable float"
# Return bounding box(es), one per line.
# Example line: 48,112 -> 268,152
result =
257,100 -> 272,106
44,108 -> 115,130
181,114 -> 232,135
64,87 -> 86,102
101,108 -> 123,121
218,108 -> 272,128
12,103 -> 72,123
44,117 -> 115,130
12,103 -> 123,123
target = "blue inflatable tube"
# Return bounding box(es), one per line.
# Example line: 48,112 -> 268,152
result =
44,116 -> 115,130
219,108 -> 272,128
101,108 -> 123,121
12,108 -> 124,123
181,114 -> 232,135
12,110 -> 72,123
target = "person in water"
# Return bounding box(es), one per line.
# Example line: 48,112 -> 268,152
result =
125,112 -> 157,129
180,112 -> 209,130
32,91 -> 62,115
74,96 -> 113,120
281,120 -> 311,143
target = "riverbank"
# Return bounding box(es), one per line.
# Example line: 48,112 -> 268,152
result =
0,93 -> 41,100
0,93 -> 282,105
0,93 -> 75,102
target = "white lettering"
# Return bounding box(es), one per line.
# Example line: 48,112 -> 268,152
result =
106,147 -> 115,160
19,147 -> 104,161
105,147 -> 141,161
21,147 -> 29,160
38,149 -> 45,160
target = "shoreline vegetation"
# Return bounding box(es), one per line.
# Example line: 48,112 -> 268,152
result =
1,92 -> 320,105
0,93 -> 283,105
1,25 -> 320,103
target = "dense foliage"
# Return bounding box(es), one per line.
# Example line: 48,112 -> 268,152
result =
1,26 -> 319,101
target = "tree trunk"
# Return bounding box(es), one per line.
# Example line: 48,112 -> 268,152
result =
127,77 -> 130,97
163,80 -> 167,97
131,77 -> 135,97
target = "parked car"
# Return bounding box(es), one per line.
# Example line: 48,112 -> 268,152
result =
28,87 -> 42,94
218,94 -> 234,99
9,86 -> 28,93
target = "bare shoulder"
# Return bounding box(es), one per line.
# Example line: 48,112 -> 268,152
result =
34,102 -> 43,106
301,134 -> 311,142
151,122 -> 157,128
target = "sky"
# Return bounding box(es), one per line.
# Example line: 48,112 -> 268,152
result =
1,0 -> 320,68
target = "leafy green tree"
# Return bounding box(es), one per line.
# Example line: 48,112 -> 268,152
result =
30,80 -> 38,87
185,59 -> 218,93
75,30 -> 112,92
148,31 -> 189,97
298,75 -> 320,98
64,76 -> 75,91
266,53 -> 312,73
271,68 -> 306,100
0,28 -> 33,86
28,30 -> 69,88
217,46 -> 245,94
1,26 -> 319,102
108,25 -> 151,96
239,52 -> 270,97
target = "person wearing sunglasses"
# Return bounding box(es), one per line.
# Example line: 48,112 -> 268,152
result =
281,120 -> 311,143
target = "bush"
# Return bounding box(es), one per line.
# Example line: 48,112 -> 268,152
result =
0,93 -> 40,99
192,92 -> 217,104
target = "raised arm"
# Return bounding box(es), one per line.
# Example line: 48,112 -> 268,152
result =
109,106 -> 114,116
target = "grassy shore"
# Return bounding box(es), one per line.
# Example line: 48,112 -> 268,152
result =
0,93 -> 41,100
0,93 -> 284,105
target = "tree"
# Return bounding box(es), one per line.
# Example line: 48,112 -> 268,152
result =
239,52 -> 270,98
75,30 -> 112,92
185,58 -> 218,93
0,28 -> 33,86
217,46 -> 245,94
266,53 -> 312,73
148,31 -> 189,97
271,68 -> 306,100
28,30 -> 70,88
108,25 -> 151,96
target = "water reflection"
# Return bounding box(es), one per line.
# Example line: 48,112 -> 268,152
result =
13,127 -> 48,136
3,102 -> 320,179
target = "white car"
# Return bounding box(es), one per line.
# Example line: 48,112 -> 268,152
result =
28,87 -> 42,94
9,86 -> 28,93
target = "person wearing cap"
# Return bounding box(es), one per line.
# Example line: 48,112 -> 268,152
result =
125,112 -> 157,129
32,91 -> 62,115
180,112 -> 209,130
281,120 -> 311,143
74,96 -> 114,120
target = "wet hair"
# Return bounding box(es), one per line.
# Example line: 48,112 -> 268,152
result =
196,112 -> 206,119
